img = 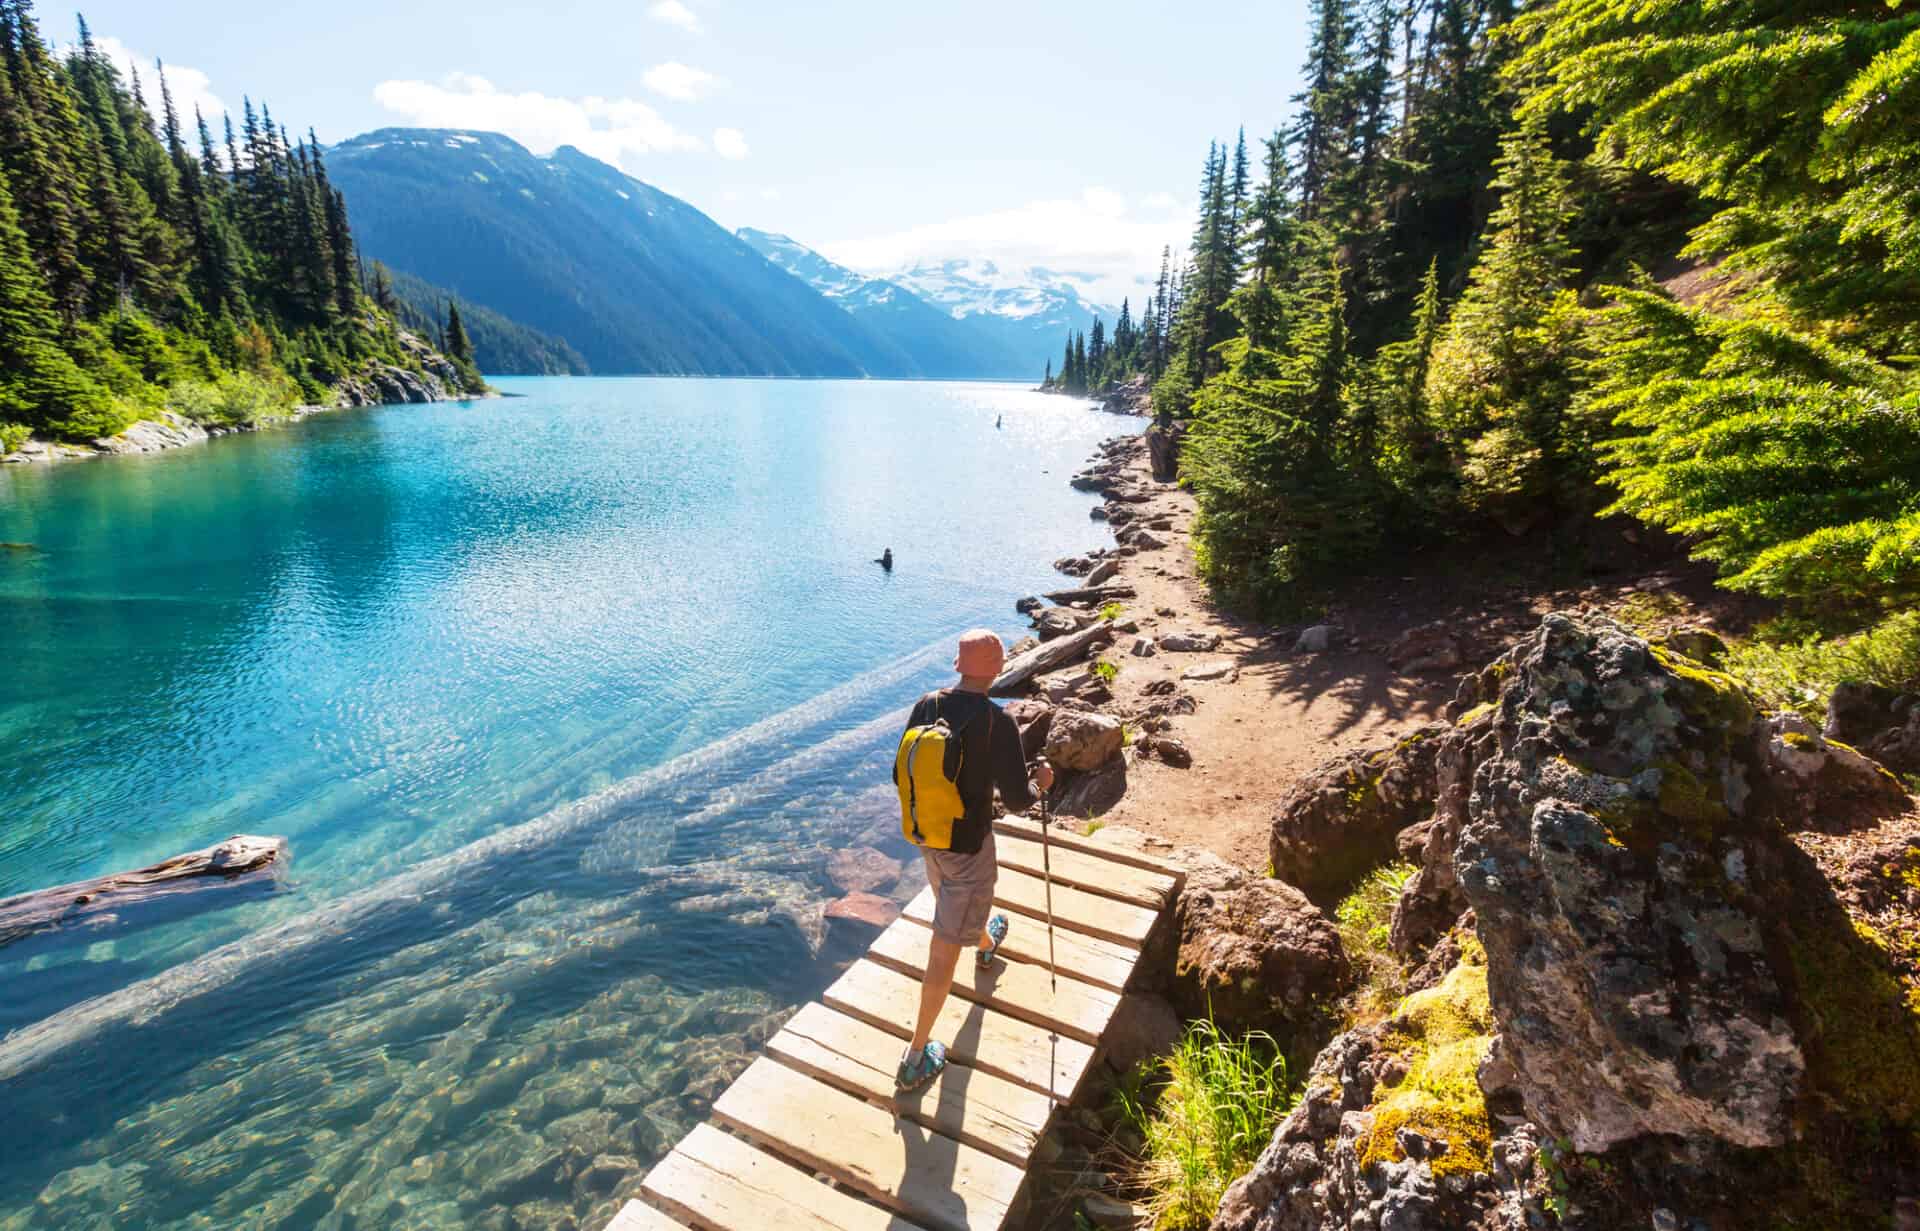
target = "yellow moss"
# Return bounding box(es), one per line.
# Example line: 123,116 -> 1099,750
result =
1788,912 -> 1920,1128
1456,701 -> 1496,727
1355,963 -> 1497,1178
1648,643 -> 1756,733
1781,730 -> 1818,750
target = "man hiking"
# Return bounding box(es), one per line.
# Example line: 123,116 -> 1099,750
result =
891,628 -> 1053,1092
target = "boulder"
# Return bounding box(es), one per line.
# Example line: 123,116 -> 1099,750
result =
1086,559 -> 1121,587
1014,595 -> 1044,615
825,846 -> 902,895
1045,709 -> 1125,772
1156,630 -> 1221,653
1171,874 -> 1350,1038
1008,635 -> 1039,657
1180,660 -> 1237,683
1143,735 -> 1192,768
1036,668 -> 1112,708
1053,556 -> 1096,576
1268,726 -> 1447,906
1033,606 -> 1094,641
1451,614 -> 1804,1152
1132,531 -> 1167,550
1129,638 -> 1156,658
1294,624 -> 1340,653
1002,699 -> 1055,758
1105,990 -> 1175,1075
1146,420 -> 1184,482
1056,757 -> 1128,818
1867,710 -> 1920,776
1387,621 -> 1463,674
1764,711 -> 1911,830
823,892 -> 900,930
1089,506 -> 1109,522
1825,679 -> 1906,743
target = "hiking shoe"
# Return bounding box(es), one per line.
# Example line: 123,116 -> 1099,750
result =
977,913 -> 1010,968
895,1041 -> 947,1093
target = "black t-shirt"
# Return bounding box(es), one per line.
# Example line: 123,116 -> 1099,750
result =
895,688 -> 1037,853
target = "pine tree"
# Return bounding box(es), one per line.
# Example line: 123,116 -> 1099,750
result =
446,299 -> 473,365
1425,110 -> 1586,524
0,161 -> 117,434
1290,0 -> 1358,220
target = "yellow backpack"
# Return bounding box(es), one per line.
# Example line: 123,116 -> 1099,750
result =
894,704 -> 989,850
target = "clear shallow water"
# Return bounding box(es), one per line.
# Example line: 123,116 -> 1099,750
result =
0,378 -> 1117,1230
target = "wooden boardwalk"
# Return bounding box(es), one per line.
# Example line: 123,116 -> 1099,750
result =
606,816 -> 1184,1231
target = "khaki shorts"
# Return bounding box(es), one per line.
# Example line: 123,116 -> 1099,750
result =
921,833 -> 998,945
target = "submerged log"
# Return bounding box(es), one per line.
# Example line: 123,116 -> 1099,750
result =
0,834 -> 287,950
991,622 -> 1116,696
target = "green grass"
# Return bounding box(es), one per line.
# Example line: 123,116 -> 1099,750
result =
1099,601 -> 1127,621
1093,659 -> 1121,685
1115,1020 -> 1296,1231
1723,610 -> 1920,720
1334,861 -> 1418,1025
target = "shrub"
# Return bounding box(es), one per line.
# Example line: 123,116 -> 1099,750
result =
1093,659 -> 1120,685
1099,601 -> 1127,621
1335,861 -> 1418,1024
1117,1019 -> 1296,1231
1724,610 -> 1920,720
0,422 -> 28,454
167,372 -> 299,428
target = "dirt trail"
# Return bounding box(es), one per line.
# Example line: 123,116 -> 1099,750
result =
1043,428 -> 1748,870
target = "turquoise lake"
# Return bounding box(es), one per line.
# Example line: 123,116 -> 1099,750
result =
0,377 -> 1120,1230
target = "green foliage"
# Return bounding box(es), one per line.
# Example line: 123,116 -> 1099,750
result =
1116,1019 -> 1296,1231
0,2 -> 470,444
1098,601 -> 1126,621
1092,659 -> 1120,685
1724,611 -> 1920,721
1511,0 -> 1920,354
1335,860 -> 1418,1024
1589,290 -> 1920,613
0,422 -> 28,453
165,371 -> 297,428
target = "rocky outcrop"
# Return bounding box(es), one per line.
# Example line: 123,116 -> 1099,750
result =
1172,855 -> 1350,1039
1214,612 -> 1920,1231
1146,419 -> 1185,483
1268,726 -> 1447,906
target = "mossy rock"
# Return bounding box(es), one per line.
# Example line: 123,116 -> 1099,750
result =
1354,962 -> 1497,1179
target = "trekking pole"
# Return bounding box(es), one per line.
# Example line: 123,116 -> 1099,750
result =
1037,759 -> 1057,993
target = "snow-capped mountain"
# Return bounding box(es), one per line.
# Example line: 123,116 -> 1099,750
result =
889,258 -> 1117,329
737,229 -> 1038,378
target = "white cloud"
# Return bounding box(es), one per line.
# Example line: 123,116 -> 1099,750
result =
373,73 -> 708,169
95,36 -> 226,123
642,61 -> 720,102
713,127 -> 750,160
648,0 -> 702,33
1142,191 -> 1180,212
822,190 -> 1191,308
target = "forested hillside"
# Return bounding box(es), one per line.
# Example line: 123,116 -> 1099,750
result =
376,264 -> 589,376
0,2 -> 479,451
1118,0 -> 1919,656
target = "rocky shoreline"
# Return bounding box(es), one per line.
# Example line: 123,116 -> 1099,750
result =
991,429 -> 1920,1229
2,338 -> 492,466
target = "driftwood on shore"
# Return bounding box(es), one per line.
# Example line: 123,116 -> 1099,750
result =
991,622 -> 1116,696
1043,584 -> 1137,605
0,834 -> 288,950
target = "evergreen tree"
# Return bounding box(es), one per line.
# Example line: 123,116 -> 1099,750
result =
1425,109 -> 1586,525
446,299 -> 473,365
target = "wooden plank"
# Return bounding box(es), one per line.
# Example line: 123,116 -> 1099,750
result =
765,1003 -> 1052,1168
992,832 -> 1176,910
713,1058 -> 1027,1231
994,815 -> 1186,881
606,1201 -> 693,1231
822,959 -> 1096,1102
642,1123 -> 927,1231
990,865 -> 1159,947
901,888 -> 1140,993
865,919 -> 1121,1046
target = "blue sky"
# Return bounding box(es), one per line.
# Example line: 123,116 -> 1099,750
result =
68,0 -> 1311,305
